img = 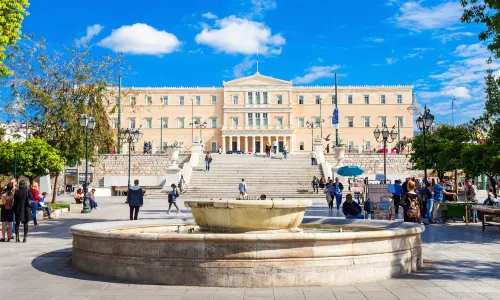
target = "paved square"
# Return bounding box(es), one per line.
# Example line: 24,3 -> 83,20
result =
1,196 -> 499,300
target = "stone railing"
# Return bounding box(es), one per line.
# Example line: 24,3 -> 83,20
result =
324,153 -> 417,175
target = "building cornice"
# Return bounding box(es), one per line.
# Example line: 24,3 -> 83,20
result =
108,85 -> 413,91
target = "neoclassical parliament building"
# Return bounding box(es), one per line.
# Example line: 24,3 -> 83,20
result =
110,72 -> 413,153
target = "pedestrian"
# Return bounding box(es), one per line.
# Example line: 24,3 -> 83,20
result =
469,179 -> 479,223
333,177 -> 344,210
13,180 -> 33,243
38,192 -> 53,218
89,189 -> 98,210
30,182 -> 41,227
283,144 -> 288,159
205,151 -> 212,171
392,179 -> 403,217
127,179 -> 143,220
491,176 -> 498,198
403,180 -> 420,224
6,178 -> 17,238
179,174 -> 186,192
418,181 -> 432,221
430,179 -> 457,223
324,181 -> 335,210
266,142 -> 271,158
218,146 -> 223,154
402,177 -> 409,195
112,147 -> 117,154
310,151 -> 317,166
311,176 -> 319,194
343,194 -> 364,219
319,176 -> 326,189
148,141 -> 153,154
167,183 -> 180,214
74,188 -> 83,204
239,179 -> 247,199
272,140 -> 278,154
1,183 -> 15,242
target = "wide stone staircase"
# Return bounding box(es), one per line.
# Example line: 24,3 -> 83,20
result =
186,154 -> 324,199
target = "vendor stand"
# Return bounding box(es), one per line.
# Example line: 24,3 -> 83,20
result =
441,202 -> 477,225
472,205 -> 500,232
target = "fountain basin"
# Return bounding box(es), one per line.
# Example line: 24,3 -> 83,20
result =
70,218 -> 424,287
184,199 -> 312,232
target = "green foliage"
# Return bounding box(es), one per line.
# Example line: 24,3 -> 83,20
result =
410,125 -> 470,179
0,0 -> 29,77
47,203 -> 69,210
0,138 -> 63,180
462,0 -> 500,58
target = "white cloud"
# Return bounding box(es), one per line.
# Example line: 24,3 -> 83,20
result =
386,57 -> 398,65
364,37 -> 384,43
248,0 -> 277,19
99,23 -> 181,55
195,16 -> 285,55
404,47 -> 433,59
75,24 -> 104,47
393,1 -> 463,31
385,0 -> 398,6
293,65 -> 340,84
436,60 -> 448,65
441,86 -> 471,99
233,56 -> 256,78
317,57 -> 324,62
433,31 -> 475,43
202,12 -> 217,19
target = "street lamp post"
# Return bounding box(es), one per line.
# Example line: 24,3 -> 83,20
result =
79,114 -> 96,213
119,128 -> 143,192
416,105 -> 435,183
374,125 -> 398,183
306,119 -> 321,151
199,121 -> 207,142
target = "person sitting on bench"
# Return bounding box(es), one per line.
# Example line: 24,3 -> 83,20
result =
343,194 -> 365,219
39,192 -> 53,219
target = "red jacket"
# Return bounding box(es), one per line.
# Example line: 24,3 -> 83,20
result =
31,189 -> 40,203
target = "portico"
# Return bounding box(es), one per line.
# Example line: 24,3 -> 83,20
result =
221,134 -> 295,153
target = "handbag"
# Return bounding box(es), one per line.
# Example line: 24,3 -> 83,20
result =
26,195 -> 35,208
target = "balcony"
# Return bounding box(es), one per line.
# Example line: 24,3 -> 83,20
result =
221,125 -> 294,135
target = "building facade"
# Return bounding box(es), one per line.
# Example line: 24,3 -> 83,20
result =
110,72 -> 413,153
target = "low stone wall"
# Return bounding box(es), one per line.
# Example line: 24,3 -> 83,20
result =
325,153 -> 418,175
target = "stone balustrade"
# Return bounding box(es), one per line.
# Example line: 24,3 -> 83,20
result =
325,153 -> 419,175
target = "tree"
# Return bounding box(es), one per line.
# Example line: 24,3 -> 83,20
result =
1,38 -> 127,202
0,138 -> 63,181
462,0 -> 500,58
0,0 -> 29,77
410,125 -> 470,179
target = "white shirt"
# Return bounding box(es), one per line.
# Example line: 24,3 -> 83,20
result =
273,141 -> 278,147
310,152 -> 316,158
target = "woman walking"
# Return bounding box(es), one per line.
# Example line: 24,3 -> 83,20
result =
127,179 -> 143,220
1,183 -> 15,242
13,180 -> 33,243
167,184 -> 180,214
30,182 -> 41,226
403,180 -> 421,224
311,176 -> 319,194
324,181 -> 335,210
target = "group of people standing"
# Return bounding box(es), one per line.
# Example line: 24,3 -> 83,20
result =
264,141 -> 288,159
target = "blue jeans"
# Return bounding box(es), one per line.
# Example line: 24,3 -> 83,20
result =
205,161 -> 210,171
313,184 -> 319,193
470,208 -> 478,221
346,214 -> 365,219
40,206 -> 51,217
90,200 -> 98,209
427,198 -> 434,223
335,193 -> 342,210
31,203 -> 39,225
273,146 -> 277,154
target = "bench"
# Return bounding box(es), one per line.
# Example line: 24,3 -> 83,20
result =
473,205 -> 500,232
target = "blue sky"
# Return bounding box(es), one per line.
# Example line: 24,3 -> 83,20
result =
14,0 -> 495,124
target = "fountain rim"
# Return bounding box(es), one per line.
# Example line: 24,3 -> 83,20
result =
184,199 -> 313,208
69,218 -> 425,241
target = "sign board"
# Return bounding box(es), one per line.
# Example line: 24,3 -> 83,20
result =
65,169 -> 77,175
375,174 -> 385,182
332,108 -> 339,125
78,173 -> 93,185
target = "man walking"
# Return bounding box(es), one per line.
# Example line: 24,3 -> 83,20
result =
239,179 -> 247,199
393,179 -> 403,217
205,152 -> 212,171
310,151 -> 317,166
272,140 -> 278,154
127,179 -> 143,220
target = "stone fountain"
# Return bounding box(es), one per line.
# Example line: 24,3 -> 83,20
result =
70,199 -> 424,287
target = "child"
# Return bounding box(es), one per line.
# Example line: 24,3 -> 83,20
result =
39,192 -> 53,219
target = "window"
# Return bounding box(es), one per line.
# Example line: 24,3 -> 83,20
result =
347,95 -> 353,104
263,113 -> 268,126
364,117 -> 370,127
232,95 -> 239,104
299,141 -> 305,151
129,118 -> 136,129
277,117 -> 283,126
347,117 -> 354,127
277,95 -> 283,104
178,118 -> 185,128
263,92 -> 268,104
211,95 -> 217,105
146,95 -> 152,106
364,140 -> 371,150
256,92 -> 261,104
380,116 -> 387,127
298,95 -> 304,104
211,141 -> 217,151
162,96 -> 168,105
380,95 -> 386,104
179,96 -> 184,105
397,116 -> 404,127
315,117 -> 321,125
211,118 -> 217,128
364,95 -> 370,104
161,118 -> 168,128
232,117 -> 239,127
193,117 -> 201,126
248,113 -> 253,126
397,95 -> 403,104
255,113 -> 261,126
130,96 -> 136,106
348,141 -> 354,150
298,117 -> 305,128
248,92 -> 253,104
146,118 -> 152,128
331,95 -> 337,105
315,95 -> 321,105
195,96 -> 201,105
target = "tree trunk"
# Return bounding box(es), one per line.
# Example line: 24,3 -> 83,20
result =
51,171 -> 59,203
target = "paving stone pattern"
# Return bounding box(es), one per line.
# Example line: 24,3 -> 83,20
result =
0,196 -> 499,300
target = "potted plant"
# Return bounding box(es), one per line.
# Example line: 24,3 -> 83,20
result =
332,140 -> 346,160
167,141 -> 182,160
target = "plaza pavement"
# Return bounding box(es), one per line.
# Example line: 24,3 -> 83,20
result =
0,195 -> 499,300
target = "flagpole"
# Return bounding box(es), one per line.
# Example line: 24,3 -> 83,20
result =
335,73 -> 339,146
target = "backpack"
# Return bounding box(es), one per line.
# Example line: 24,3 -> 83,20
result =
405,194 -> 420,218
175,188 -> 180,198
2,194 -> 14,210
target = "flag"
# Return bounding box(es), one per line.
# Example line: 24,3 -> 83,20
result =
332,108 -> 339,125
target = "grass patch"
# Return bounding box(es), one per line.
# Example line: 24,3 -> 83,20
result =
47,203 -> 70,210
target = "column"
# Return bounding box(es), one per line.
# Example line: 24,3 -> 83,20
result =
289,112 -> 293,127
237,135 -> 241,151
291,135 -> 295,153
244,136 -> 248,152
230,136 -> 233,151
222,136 -> 226,152
260,136 -> 264,153
275,136 -> 279,153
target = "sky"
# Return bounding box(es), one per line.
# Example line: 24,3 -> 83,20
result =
11,0 -> 497,125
